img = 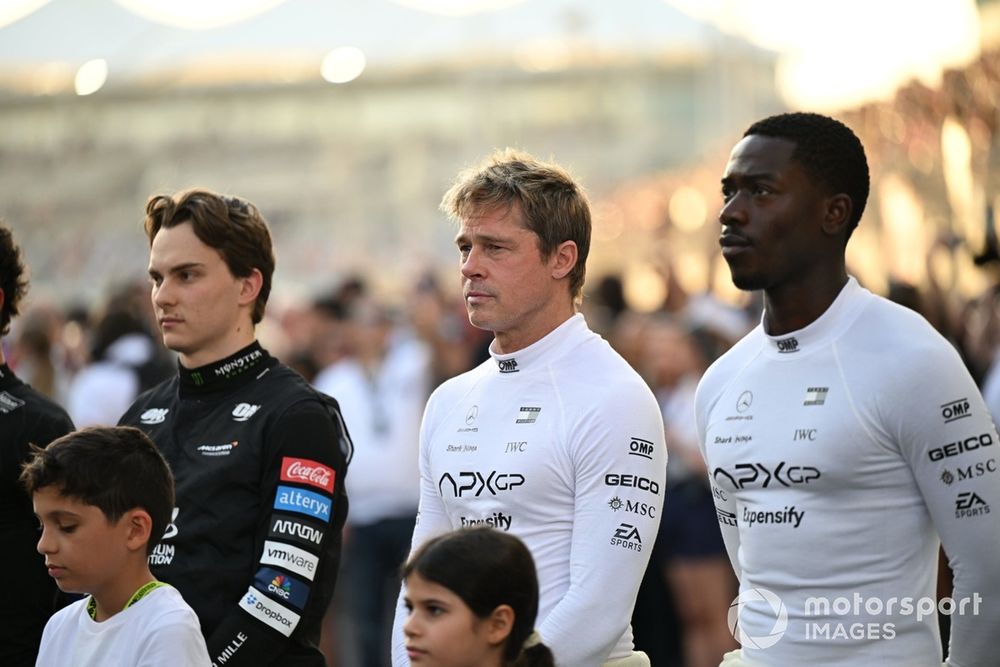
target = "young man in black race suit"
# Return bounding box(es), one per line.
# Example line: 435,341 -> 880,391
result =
120,189 -> 352,666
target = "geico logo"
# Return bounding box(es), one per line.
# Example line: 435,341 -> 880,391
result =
625,500 -> 657,518
438,471 -> 526,497
713,462 -> 821,489
255,601 -> 292,626
604,474 -> 660,495
957,459 -> 998,480
929,433 -> 995,461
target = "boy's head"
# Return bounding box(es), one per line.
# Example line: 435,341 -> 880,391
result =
20,426 -> 175,558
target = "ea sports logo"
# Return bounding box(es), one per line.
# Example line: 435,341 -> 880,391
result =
728,587 -> 788,650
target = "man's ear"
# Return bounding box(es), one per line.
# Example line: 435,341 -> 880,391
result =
821,193 -> 853,239
549,240 -> 578,281
124,509 -> 153,553
485,604 -> 515,646
237,269 -> 264,307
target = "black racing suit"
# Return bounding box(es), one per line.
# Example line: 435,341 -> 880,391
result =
120,342 -> 351,667
0,363 -> 74,667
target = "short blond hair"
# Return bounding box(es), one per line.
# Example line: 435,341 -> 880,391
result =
441,149 -> 591,300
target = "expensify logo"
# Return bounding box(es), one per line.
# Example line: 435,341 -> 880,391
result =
273,485 -> 332,521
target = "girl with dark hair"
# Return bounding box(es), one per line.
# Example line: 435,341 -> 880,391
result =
401,528 -> 555,667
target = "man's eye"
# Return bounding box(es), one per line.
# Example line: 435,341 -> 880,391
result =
59,525 -> 77,534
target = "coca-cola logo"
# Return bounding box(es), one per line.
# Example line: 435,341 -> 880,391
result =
280,457 -> 335,493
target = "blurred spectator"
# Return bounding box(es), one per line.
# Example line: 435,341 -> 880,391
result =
66,300 -> 173,427
643,316 -> 737,667
314,297 -> 430,667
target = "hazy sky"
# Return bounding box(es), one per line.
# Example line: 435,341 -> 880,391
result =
0,0 -> 983,110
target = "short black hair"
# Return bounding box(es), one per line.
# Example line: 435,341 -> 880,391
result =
744,112 -> 870,238
0,221 -> 29,337
20,426 -> 175,555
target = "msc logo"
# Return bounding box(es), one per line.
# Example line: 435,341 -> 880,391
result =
776,337 -> 799,353
140,408 -> 169,424
232,403 -> 261,422
941,398 -> 971,424
941,459 -> 997,484
607,496 -> 657,518
498,358 -> 519,373
955,491 -> 991,519
604,473 -> 660,495
713,462 -> 821,489
629,437 -> 655,460
438,471 -> 525,498
928,433 -> 995,461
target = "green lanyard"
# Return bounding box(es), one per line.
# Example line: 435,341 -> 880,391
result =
86,581 -> 169,621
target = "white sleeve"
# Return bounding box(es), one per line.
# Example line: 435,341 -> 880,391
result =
538,384 -> 667,667
880,341 -> 1000,667
694,372 -> 741,580
390,396 -> 454,667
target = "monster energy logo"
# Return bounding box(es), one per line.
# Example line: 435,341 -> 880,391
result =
191,372 -> 204,386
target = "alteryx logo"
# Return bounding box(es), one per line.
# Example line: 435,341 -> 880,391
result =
273,485 -> 332,521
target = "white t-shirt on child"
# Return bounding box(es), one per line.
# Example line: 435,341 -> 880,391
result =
36,585 -> 210,667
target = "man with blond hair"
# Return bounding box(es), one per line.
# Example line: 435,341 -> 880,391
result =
392,150 -> 667,667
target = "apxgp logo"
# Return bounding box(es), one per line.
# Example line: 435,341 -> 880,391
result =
713,462 -> 821,489
438,471 -> 525,498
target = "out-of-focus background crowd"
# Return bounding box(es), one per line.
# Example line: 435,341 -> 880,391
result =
3,1 -> 1000,666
